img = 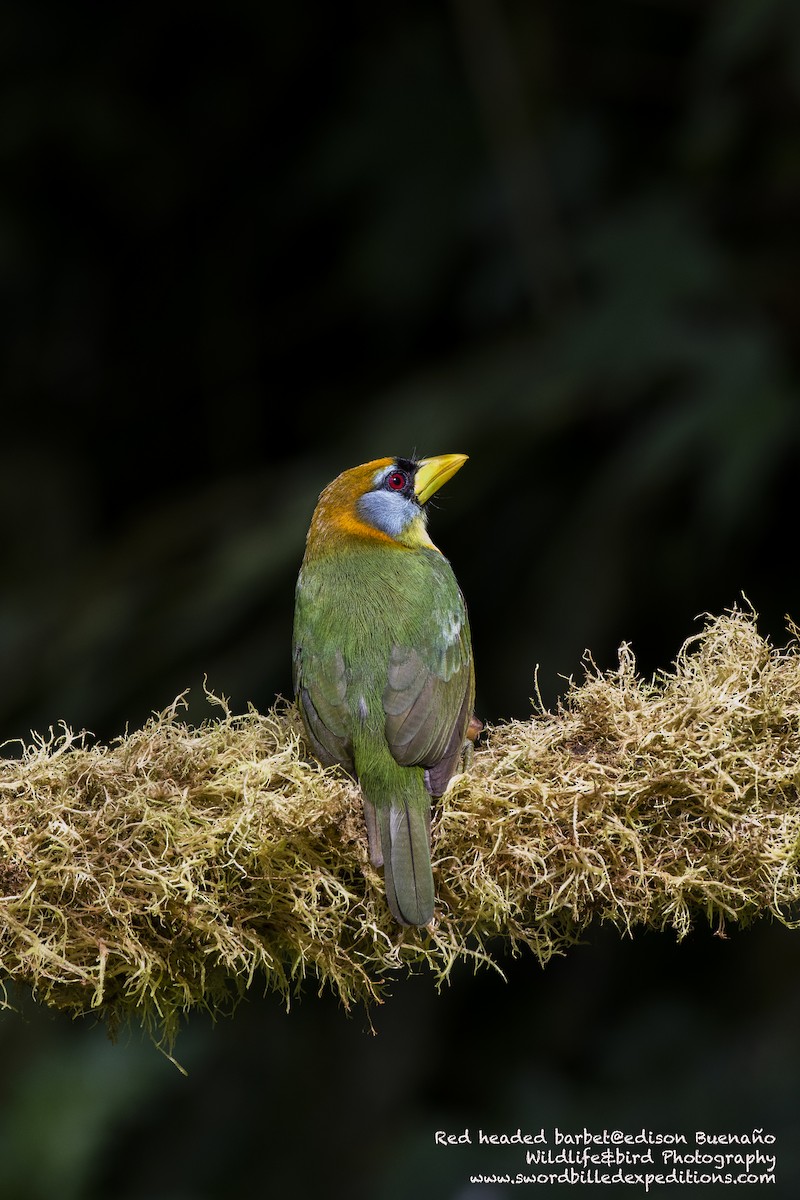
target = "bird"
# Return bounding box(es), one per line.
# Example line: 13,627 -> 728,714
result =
292,454 -> 477,926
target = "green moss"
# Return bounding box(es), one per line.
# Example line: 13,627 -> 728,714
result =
1,608 -> 799,1048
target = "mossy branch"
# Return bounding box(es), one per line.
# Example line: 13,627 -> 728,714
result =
1,608 -> 799,1048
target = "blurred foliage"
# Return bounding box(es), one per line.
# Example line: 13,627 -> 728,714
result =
3,0 -> 800,744
2,0 -> 800,1195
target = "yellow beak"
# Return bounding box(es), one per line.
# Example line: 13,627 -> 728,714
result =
414,454 -> 468,505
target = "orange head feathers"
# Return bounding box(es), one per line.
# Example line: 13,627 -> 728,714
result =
304,454 -> 467,557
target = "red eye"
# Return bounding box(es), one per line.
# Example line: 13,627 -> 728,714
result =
386,470 -> 407,491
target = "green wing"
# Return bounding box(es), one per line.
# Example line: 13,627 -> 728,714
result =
382,555 -> 475,795
292,566 -> 355,772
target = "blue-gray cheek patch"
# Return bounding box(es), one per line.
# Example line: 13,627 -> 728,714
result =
357,490 -> 417,538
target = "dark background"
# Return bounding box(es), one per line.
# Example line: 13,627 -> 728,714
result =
2,1 -> 799,1196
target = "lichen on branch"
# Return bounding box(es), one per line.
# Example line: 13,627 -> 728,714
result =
1,608 -> 799,1048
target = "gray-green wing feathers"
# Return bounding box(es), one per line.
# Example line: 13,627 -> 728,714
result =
383,630 -> 473,788
293,643 -> 354,772
292,565 -> 355,772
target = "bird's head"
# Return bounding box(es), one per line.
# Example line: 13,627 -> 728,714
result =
305,454 -> 468,555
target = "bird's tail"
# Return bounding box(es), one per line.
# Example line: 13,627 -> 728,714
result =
378,793 -> 434,926
361,770 -> 434,926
